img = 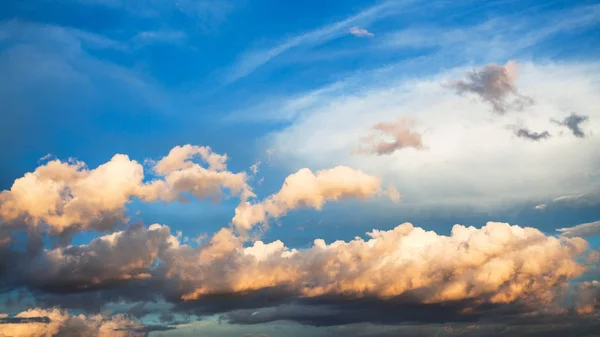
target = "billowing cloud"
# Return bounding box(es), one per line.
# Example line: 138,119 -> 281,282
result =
557,220 -> 600,238
0,145 -> 252,235
448,61 -> 533,114
0,155 -> 146,234
231,166 -> 398,232
171,222 -> 587,307
141,144 -> 254,203
512,127 -> 551,141
575,281 -> 600,315
349,26 -> 374,37
355,118 -> 425,155
1,219 -> 595,327
0,308 -> 145,337
25,224 -> 179,293
552,113 -> 590,138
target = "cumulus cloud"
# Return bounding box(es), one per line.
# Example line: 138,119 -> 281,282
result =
231,166 -> 398,232
1,220 -> 594,327
556,220 -> 600,238
448,61 -> 533,114
552,113 -> 590,138
0,308 -> 145,337
141,144 -> 254,203
171,222 -> 587,307
349,26 -> 374,37
0,145 -> 252,235
512,127 -> 551,141
0,155 -> 146,234
355,118 -> 425,155
25,224 -> 179,293
575,280 -> 600,315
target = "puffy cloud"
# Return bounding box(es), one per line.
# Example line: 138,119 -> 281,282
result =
552,113 -> 590,138
0,155 -> 145,234
0,145 -> 252,234
354,118 -> 425,155
575,280 -> 600,315
170,222 -> 587,307
448,61 -> 533,114
24,224 -> 179,293
231,166 -> 398,231
556,220 -> 600,238
0,308 -> 145,337
534,204 -> 547,210
0,220 -> 593,327
349,26 -> 374,37
140,145 -> 254,203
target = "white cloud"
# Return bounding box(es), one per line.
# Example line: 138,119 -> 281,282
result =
534,204 -> 547,210
267,61 -> 600,209
232,166 -> 398,232
557,221 -> 600,238
0,145 -> 253,234
349,26 -> 374,37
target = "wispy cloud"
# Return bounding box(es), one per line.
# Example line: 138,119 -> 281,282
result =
557,220 -> 600,238
223,1 -> 402,83
382,3 -> 600,59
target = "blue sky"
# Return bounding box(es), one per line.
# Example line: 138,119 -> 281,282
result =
1,0 -> 600,336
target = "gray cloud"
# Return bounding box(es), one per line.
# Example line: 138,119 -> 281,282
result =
552,113 -> 590,138
0,316 -> 51,324
448,61 -> 534,114
513,127 -> 551,141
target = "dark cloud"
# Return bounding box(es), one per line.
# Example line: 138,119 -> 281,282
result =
448,61 -> 534,114
512,127 -> 551,141
552,113 -> 590,138
0,316 -> 51,324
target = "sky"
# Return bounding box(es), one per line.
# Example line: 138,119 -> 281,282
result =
0,0 -> 599,336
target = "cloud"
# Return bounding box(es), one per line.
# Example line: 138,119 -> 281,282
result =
355,118 -> 425,155
557,220 -> 600,238
534,204 -> 547,210
0,308 -> 145,337
349,26 -> 374,37
574,281 -> 600,315
142,144 -> 254,203
24,224 -> 179,293
231,166 -> 398,232
0,145 -> 252,235
552,113 -> 590,138
172,221 -> 587,308
553,191 -> 600,207
512,127 -> 551,141
267,61 -> 600,209
223,1 -> 397,83
447,61 -> 533,114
